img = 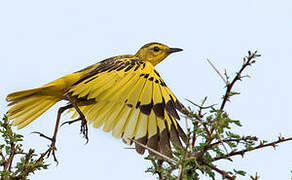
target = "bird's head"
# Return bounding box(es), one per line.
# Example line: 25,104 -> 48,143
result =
135,42 -> 183,66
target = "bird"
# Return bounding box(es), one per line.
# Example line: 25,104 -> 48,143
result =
6,42 -> 187,159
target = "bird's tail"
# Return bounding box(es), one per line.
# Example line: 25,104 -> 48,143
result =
6,87 -> 60,129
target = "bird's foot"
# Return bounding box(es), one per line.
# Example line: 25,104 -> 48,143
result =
80,119 -> 89,143
61,117 -> 89,143
32,131 -> 58,164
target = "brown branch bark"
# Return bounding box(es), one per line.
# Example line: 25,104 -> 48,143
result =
213,137 -> 292,161
220,51 -> 259,111
209,136 -> 258,147
201,161 -> 235,180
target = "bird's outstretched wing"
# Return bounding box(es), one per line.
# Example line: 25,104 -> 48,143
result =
68,56 -> 187,156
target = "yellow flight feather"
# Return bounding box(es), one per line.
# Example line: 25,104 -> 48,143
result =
134,113 -> 148,140
102,104 -> 125,132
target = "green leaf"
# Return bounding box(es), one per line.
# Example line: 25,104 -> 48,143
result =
234,169 -> 247,176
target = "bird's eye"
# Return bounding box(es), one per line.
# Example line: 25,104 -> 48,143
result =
153,46 -> 160,52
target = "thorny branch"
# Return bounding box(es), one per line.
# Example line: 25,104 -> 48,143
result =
214,136 -> 292,161
219,51 -> 261,111
146,50 -> 292,180
0,116 -> 48,180
209,136 -> 258,148
197,51 -> 261,157
131,139 -> 176,165
202,161 -> 235,180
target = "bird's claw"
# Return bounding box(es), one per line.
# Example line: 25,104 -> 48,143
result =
31,131 -> 53,141
47,145 -> 58,164
60,118 -> 81,127
81,120 -> 89,144
32,131 -> 58,163
61,118 -> 89,144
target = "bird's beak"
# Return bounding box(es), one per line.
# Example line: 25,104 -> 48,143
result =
167,48 -> 183,54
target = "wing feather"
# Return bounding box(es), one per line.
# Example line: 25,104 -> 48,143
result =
122,109 -> 140,144
92,102 -> 115,128
87,72 -> 121,99
68,58 -> 186,156
148,110 -> 157,138
134,113 -> 148,139
125,77 -> 147,106
138,79 -> 153,116
112,106 -> 132,138
103,104 -> 125,132
87,103 -> 106,123
99,72 -> 136,101
152,79 -> 164,119
107,73 -> 141,102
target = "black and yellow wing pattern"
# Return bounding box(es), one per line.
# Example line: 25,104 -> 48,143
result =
68,55 -> 187,155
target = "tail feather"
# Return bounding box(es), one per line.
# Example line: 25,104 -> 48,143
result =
8,97 -> 44,119
6,87 -> 50,104
6,88 -> 59,129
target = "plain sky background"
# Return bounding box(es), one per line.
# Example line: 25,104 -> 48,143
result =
0,0 -> 291,179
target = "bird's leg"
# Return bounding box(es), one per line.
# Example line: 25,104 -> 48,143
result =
61,117 -> 88,142
32,104 -> 73,163
64,94 -> 89,143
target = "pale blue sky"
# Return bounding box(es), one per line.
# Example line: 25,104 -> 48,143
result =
0,0 -> 292,179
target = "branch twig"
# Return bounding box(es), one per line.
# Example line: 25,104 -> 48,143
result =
214,137 -> 292,161
207,58 -> 228,85
220,51 -> 260,111
195,51 -> 261,163
131,139 -> 176,164
201,161 -> 235,180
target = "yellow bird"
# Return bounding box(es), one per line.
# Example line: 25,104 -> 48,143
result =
6,42 -> 187,158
